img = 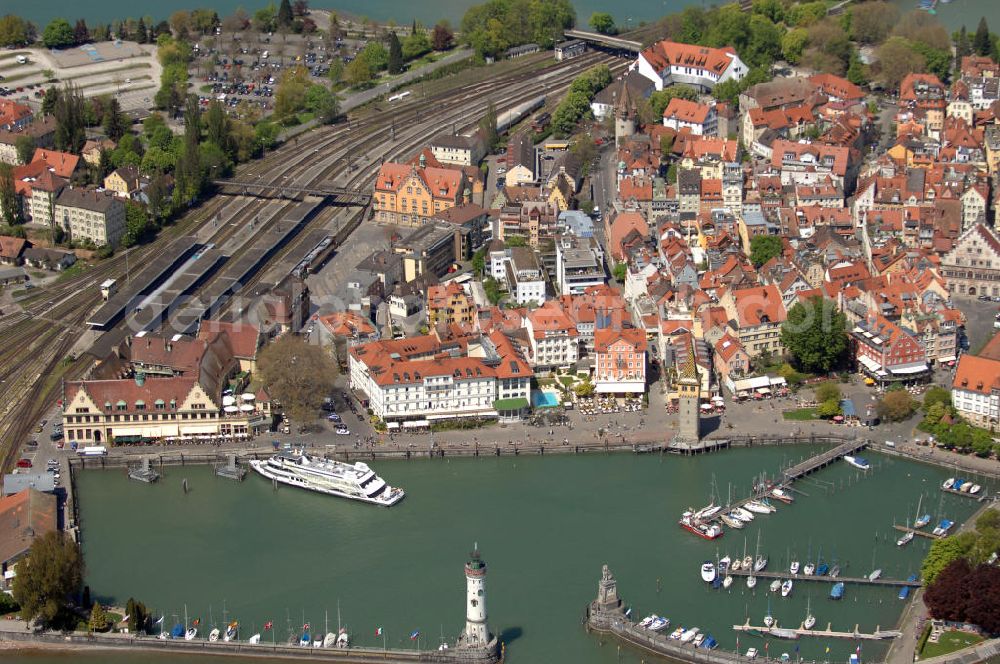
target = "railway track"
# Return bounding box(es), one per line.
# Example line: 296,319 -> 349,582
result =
0,50 -> 625,474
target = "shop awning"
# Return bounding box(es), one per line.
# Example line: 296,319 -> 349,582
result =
112,427 -> 147,438
858,355 -> 882,373
756,387 -> 771,394
160,424 -> 179,437
937,355 -> 956,363
385,422 -> 400,429
402,420 -> 430,428
180,424 -> 218,435
890,362 -> 928,375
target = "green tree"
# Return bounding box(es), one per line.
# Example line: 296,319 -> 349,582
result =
746,15 -> 783,68
258,333 -> 338,423
782,28 -> 809,65
102,97 -> 128,142
387,31 -> 404,74
479,101 -> 499,153
910,41 -> 952,81
815,381 -> 842,404
646,86 -> 699,119
344,56 -> 373,87
923,386 -> 952,411
483,276 -> 503,304
0,14 -> 31,47
955,26 -> 972,60
574,380 -> 595,398
847,50 -> 868,86
876,37 -> 925,89
273,66 -> 311,122
304,84 -> 339,124
0,163 -> 21,225
849,1 -> 899,44
277,0 -> 294,29
816,399 -> 842,418
253,4 -> 278,32
204,101 -> 230,157
751,0 -> 784,24
403,31 -> 432,61
53,83 -> 86,153
589,12 -> 616,35
704,4 -> 749,52
877,390 -> 916,422
14,135 -> 35,165
42,18 -> 75,48
781,298 -> 848,374
359,41 -> 389,71
612,263 -> 627,281
12,531 -> 83,626
89,602 -> 110,632
972,17 -> 991,56
749,234 -> 782,267
173,95 -> 203,206
787,1 -> 827,28
922,532 -> 975,584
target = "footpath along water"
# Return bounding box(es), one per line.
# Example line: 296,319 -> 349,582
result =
19,446 -> 990,664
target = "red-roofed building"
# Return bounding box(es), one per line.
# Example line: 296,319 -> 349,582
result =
635,40 -> 749,92
851,313 -> 928,384
940,223 -> 1000,298
593,327 -> 647,395
525,300 -> 579,370
197,319 -> 262,373
714,333 -> 750,382
808,73 -> 864,105
316,311 -> 378,348
0,489 -> 58,586
0,99 -> 32,132
606,210 -> 649,262
427,281 -> 476,328
347,331 -> 533,422
31,148 -> 79,179
374,157 -> 468,226
662,98 -> 717,136
951,354 -> 1000,429
719,284 -> 787,357
770,139 -> 853,188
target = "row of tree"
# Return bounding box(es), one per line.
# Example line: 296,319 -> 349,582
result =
550,64 -> 612,137
922,509 -> 1000,633
460,0 -> 576,59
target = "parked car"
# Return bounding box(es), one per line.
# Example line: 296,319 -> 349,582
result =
335,426 -> 350,436
16,458 -> 32,468
327,413 -> 342,422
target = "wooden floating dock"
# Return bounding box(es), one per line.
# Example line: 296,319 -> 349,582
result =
725,568 -> 921,588
781,440 -> 868,483
893,524 -> 941,540
940,486 -> 988,501
732,621 -> 901,641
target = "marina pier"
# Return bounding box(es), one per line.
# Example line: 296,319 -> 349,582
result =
723,568 -> 922,588
731,621 -> 901,641
781,440 -> 868,483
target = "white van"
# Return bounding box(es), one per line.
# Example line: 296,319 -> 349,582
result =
884,440 -> 895,448
261,50 -> 269,60
15,55 -> 28,65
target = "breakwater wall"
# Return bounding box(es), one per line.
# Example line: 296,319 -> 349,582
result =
0,630 -> 500,663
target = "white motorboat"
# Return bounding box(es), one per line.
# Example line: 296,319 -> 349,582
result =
649,617 -> 670,632
722,514 -> 745,529
250,452 -> 405,506
754,555 -> 768,572
790,561 -> 800,574
680,628 -> 700,643
209,628 -> 220,642
803,563 -> 815,576
693,633 -> 706,647
770,579 -> 781,593
697,504 -> 722,519
336,630 -> 350,647
745,501 -> 772,514
781,579 -> 793,597
185,628 -> 198,641
868,568 -> 882,581
638,616 -> 656,628
746,647 -> 759,659
248,633 -> 261,645
224,621 -> 238,642
763,615 -> 775,628
747,575 -> 757,589
942,478 -> 955,490
723,575 -> 734,589
772,487 -> 794,502
734,508 -> 755,522
844,455 -> 871,471
669,627 -> 685,640
969,484 -> 982,495
897,532 -> 914,547
701,561 -> 717,583
720,555 -> 732,571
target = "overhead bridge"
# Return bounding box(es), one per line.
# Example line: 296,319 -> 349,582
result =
212,179 -> 371,207
563,29 -> 643,54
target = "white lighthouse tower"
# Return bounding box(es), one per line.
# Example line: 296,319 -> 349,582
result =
463,544 -> 491,646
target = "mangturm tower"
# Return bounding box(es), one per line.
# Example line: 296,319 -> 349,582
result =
463,544 -> 492,647
675,338 -> 701,444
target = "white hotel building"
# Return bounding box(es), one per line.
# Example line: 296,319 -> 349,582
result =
633,40 -> 748,92
348,332 -> 533,424
951,354 -> 1000,430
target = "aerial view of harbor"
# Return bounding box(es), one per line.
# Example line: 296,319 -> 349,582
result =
1,0 -> 1000,662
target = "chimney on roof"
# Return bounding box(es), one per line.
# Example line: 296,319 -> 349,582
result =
135,370 -> 146,387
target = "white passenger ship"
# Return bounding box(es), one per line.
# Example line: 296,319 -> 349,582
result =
249,452 -> 405,506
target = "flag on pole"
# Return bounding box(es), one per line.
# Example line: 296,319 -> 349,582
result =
264,621 -> 273,631
303,623 -> 310,631
410,630 -> 420,640
375,627 -> 383,637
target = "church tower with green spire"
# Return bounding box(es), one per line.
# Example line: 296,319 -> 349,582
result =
676,338 -> 701,444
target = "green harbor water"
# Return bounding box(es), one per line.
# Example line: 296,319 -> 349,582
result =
7,447 -> 994,664
12,0 -> 1000,36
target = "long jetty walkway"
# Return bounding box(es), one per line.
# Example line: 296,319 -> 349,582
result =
725,568 -> 920,588
732,622 -> 901,641
781,440 -> 868,483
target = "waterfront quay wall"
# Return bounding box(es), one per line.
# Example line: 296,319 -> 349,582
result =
0,631 -> 500,663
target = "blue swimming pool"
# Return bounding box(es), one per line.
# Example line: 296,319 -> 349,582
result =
532,391 -> 559,408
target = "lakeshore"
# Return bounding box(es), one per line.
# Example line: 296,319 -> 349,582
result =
16,446 -> 986,664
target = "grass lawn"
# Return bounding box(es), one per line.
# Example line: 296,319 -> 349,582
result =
557,376 -> 576,387
920,631 -> 984,659
783,408 -> 817,421
55,262 -> 86,282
